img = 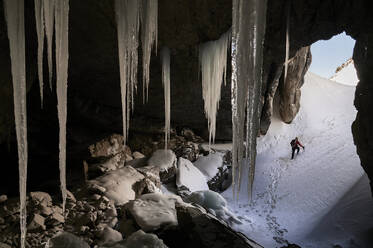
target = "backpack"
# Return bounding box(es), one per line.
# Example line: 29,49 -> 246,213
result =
290,139 -> 296,147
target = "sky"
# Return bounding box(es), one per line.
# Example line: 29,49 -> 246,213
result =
309,32 -> 356,79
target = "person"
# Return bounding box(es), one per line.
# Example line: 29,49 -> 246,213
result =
290,137 -> 305,159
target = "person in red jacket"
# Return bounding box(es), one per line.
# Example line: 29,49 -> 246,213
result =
290,137 -> 305,159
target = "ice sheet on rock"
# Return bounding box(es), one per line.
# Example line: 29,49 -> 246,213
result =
127,193 -> 182,232
100,230 -> 168,248
43,0 -> 55,89
89,166 -> 144,205
141,0 -> 158,102
176,158 -> 209,192
284,1 -> 290,82
186,190 -> 241,225
193,152 -> 224,180
115,0 -> 141,144
34,0 -> 45,107
55,0 -> 70,214
161,47 -> 171,149
46,232 -> 90,248
199,31 -> 231,146
147,149 -> 176,172
3,1 -> 28,247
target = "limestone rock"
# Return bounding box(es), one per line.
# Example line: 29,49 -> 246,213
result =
27,213 -> 46,232
30,191 -> 52,207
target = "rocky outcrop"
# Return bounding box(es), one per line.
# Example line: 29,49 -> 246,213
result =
278,46 -> 312,124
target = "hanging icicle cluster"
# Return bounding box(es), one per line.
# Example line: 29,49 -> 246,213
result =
3,1 -> 28,247
199,31 -> 231,146
34,0 -> 44,107
161,47 -> 171,149
141,0 -> 158,102
231,0 -> 267,201
115,0 -> 158,144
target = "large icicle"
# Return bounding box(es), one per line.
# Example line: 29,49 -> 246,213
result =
3,1 -> 28,247
284,1 -> 290,82
199,31 -> 231,146
55,0 -> 69,213
35,0 -> 45,107
161,47 -> 171,149
44,0 -> 55,90
231,0 -> 267,201
115,0 -> 141,144
141,0 -> 158,102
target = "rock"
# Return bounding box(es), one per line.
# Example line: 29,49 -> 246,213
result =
0,243 -> 11,248
119,219 -> 138,238
280,245 -> 302,248
47,232 -> 90,248
176,157 -> 209,192
132,151 -> 145,159
100,230 -> 168,248
125,193 -> 182,232
27,213 -> 46,232
148,149 -> 177,171
50,211 -> 65,224
0,195 -> 7,204
76,212 -> 97,227
66,190 -> 77,202
39,204 -> 54,216
96,226 -> 123,245
134,165 -> 162,194
89,134 -> 131,158
30,191 -> 52,207
88,166 -> 145,205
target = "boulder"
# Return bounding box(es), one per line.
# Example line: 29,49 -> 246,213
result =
47,232 -> 90,248
27,213 -> 46,232
89,134 -> 131,158
176,158 -> 209,192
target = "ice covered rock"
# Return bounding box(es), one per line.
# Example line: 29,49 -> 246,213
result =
125,193 -> 182,232
186,190 -> 241,225
47,232 -> 90,248
194,153 -> 223,180
96,226 -> 123,245
88,166 -> 144,205
99,230 -> 168,248
176,158 -> 209,192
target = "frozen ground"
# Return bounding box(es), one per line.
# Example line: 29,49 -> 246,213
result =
221,72 -> 373,248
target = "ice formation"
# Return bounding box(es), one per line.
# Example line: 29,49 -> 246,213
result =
147,149 -> 176,172
55,0 -> 70,213
231,0 -> 267,201
44,0 -> 55,90
34,0 -> 45,107
141,0 -> 158,102
199,31 -> 231,145
193,152 -> 224,180
115,0 -> 141,144
284,1 -> 290,82
176,158 -> 209,192
3,1 -> 28,247
161,47 -> 171,149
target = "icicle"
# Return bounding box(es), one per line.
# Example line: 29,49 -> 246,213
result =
199,31 -> 231,147
161,47 -> 171,150
115,0 -> 141,144
141,0 -> 158,102
231,0 -> 267,201
3,1 -> 28,247
44,0 -> 55,90
55,0 -> 69,213
284,1 -> 290,82
35,0 -> 45,107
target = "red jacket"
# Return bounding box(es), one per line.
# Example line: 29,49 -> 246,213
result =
295,140 -> 304,148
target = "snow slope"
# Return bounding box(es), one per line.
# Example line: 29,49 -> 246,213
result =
221,72 -> 373,248
330,59 -> 359,86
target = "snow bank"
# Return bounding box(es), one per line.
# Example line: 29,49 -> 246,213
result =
100,230 -> 168,248
193,152 -> 224,180
187,190 -> 241,225
176,158 -> 209,192
147,150 -> 176,172
126,193 -> 182,231
88,166 -> 144,205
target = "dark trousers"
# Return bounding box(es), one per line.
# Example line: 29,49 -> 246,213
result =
291,146 -> 300,159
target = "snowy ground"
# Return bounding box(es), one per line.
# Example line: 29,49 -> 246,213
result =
220,72 -> 373,248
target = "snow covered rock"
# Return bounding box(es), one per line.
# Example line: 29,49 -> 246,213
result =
176,157 -> 209,192
125,193 -> 182,232
88,166 -> 145,205
47,232 -> 90,248
193,152 -> 231,192
99,230 -> 168,248
330,58 -> 358,86
186,190 -> 241,225
148,149 -> 177,183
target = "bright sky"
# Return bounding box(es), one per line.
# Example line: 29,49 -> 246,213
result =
309,32 -> 356,79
